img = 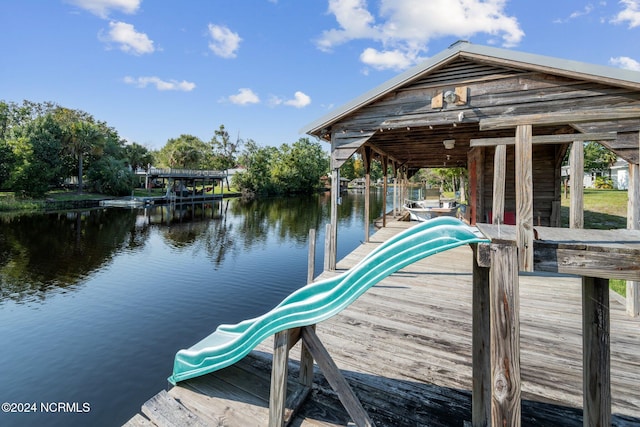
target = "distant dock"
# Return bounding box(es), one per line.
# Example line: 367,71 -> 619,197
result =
124,217 -> 640,426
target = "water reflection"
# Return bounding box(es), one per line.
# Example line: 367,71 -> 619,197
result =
0,209 -> 138,302
0,190 -> 392,427
0,191 -> 390,304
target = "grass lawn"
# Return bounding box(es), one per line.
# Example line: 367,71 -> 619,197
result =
562,189 -> 629,296
560,188 -> 628,229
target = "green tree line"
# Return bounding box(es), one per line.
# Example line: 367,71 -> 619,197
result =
1,100 -> 331,199
0,100 -> 153,197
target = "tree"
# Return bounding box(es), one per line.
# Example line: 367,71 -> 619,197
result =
233,138 -> 328,196
123,142 -> 153,171
234,139 -> 276,195
158,134 -> 208,169
584,141 -> 618,178
0,139 -> 15,189
209,124 -> 241,190
59,113 -> 105,194
87,156 -> 136,196
271,138 -> 329,193
7,113 -> 64,197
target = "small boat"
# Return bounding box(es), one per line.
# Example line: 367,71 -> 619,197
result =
403,199 -> 458,222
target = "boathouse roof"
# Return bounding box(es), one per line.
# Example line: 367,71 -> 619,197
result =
301,41 -> 640,170
302,40 -> 640,137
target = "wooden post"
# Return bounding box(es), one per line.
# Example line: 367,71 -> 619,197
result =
269,330 -> 290,427
492,145 -> 507,225
582,276 -> 611,427
301,230 -> 316,388
570,141 -> 584,229
490,243 -> 521,426
627,162 -> 640,317
307,229 -> 316,285
382,156 -> 388,227
472,244 -> 491,426
329,166 -> 339,271
324,223 -> 332,272
363,147 -> 372,243
515,124 -> 533,271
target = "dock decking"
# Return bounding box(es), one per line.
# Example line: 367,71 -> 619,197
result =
124,218 -> 640,426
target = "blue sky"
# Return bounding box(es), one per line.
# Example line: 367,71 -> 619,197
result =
1,0 -> 640,151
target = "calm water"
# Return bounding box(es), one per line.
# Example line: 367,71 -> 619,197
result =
0,190 -> 392,427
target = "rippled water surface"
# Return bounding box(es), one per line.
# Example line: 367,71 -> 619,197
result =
0,191 -> 392,427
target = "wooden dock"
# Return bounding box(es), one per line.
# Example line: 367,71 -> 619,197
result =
124,218 -> 640,426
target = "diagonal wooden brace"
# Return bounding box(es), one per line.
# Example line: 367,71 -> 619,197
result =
301,326 -> 375,427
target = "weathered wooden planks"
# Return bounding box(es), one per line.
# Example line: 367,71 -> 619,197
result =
124,219 -> 640,426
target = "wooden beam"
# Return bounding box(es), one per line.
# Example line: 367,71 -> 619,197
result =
470,132 -> 617,147
472,244 -> 491,427
489,243 -> 521,426
479,107 -> 640,131
492,145 -> 506,225
569,141 -> 584,229
582,276 -> 611,427
515,124 -> 534,272
301,326 -> 375,427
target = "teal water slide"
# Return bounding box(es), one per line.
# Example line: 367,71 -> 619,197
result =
169,217 -> 488,385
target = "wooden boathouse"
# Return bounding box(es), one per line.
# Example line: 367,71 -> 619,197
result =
139,167 -> 227,202
124,42 -> 640,426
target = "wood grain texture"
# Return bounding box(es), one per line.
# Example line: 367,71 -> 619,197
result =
583,276 -> 611,427
489,243 -> 521,426
569,141 -> 584,229
124,219 -> 640,427
269,330 -> 290,427
492,144 -> 506,225
515,124 -> 534,271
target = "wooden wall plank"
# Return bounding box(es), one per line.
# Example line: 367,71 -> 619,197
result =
479,107 -> 640,130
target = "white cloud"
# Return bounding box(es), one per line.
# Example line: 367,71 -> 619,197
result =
66,0 -> 140,18
612,0 -> 640,27
316,0 -> 378,52
360,48 -> 414,71
124,76 -> 196,91
100,21 -> 154,55
554,5 -> 595,23
317,0 -> 524,71
228,88 -> 260,105
610,56 -> 640,71
284,91 -> 312,108
208,24 -> 242,58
